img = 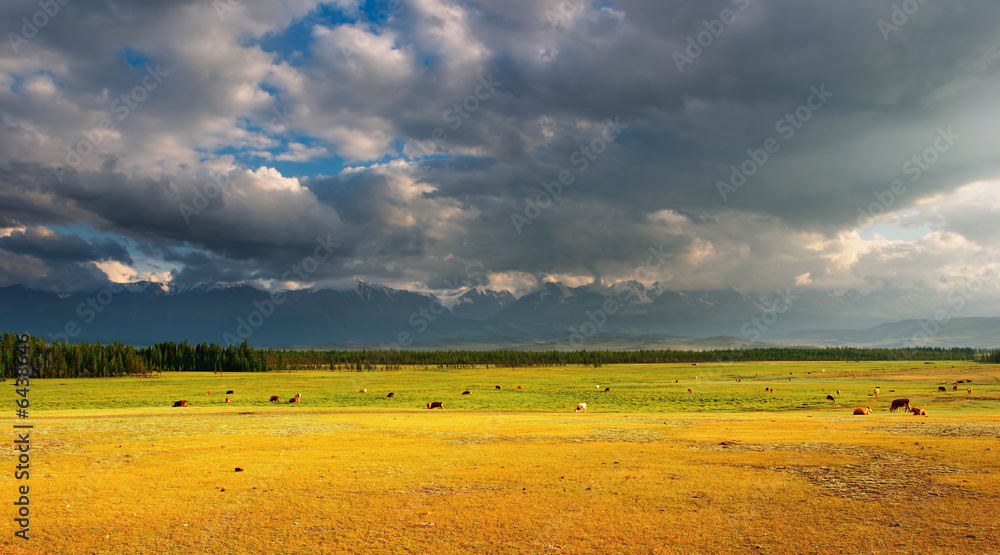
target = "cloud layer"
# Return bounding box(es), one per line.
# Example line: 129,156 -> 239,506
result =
1,0 -> 998,302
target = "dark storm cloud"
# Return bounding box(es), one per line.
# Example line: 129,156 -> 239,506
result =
0,227 -> 131,264
0,0 -> 997,295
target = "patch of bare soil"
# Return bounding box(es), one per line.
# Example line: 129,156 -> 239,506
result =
868,422 -> 1000,439
694,442 -> 981,501
450,427 -> 665,445
404,485 -> 501,495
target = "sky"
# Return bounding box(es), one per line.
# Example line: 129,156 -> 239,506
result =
0,0 -> 998,299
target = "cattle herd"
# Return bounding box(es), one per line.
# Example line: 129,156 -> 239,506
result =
169,377 -> 975,413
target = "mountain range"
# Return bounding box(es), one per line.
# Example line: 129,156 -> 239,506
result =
1,281 -> 998,349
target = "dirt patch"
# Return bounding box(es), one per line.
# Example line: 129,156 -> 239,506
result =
450,427 -> 665,445
405,485 -> 501,495
775,453 -> 977,501
692,441 -> 980,501
868,422 -> 1000,439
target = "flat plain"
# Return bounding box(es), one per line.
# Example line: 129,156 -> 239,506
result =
2,360 -> 998,554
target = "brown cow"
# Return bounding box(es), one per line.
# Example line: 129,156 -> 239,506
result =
225,397 -> 230,404
827,395 -> 836,402
387,392 -> 394,398
172,400 -> 188,407
427,401 -> 444,409
206,390 -> 211,395
495,385 -> 502,390
517,385 -> 522,390
359,388 -> 367,393
288,396 -> 300,404
968,387 -> 973,394
269,395 -> 280,403
853,407 -> 871,415
687,388 -> 693,393
938,386 -> 947,392
604,387 -> 611,392
462,390 -> 471,395
911,408 -> 926,416
889,398 -> 910,412
952,384 -> 958,391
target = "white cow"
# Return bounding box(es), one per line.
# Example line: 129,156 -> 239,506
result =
575,403 -> 587,413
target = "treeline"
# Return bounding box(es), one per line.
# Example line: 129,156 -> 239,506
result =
0,331 -> 995,380
981,349 -> 1000,364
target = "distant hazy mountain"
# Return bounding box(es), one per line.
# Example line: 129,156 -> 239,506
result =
772,317 -> 1000,348
1,281 -> 997,348
450,288 -> 515,320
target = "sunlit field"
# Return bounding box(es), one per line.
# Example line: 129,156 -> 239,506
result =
3,361 -> 999,554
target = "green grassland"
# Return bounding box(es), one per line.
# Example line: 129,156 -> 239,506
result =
23,360 -> 997,414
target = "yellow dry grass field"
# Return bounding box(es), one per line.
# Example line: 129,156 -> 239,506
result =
2,362 -> 999,554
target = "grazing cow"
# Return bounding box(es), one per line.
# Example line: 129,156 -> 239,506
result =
225,397 -> 230,404
496,385 -> 502,390
462,390 -> 471,395
938,386 -> 947,392
172,400 -> 188,407
387,392 -> 395,398
911,408 -> 926,416
226,390 -> 234,395
953,384 -> 958,391
837,390 -> 841,395
517,385 -> 522,390
736,379 -> 742,383
575,403 -> 587,413
968,387 -> 973,394
206,391 -> 211,395
687,388 -> 693,393
827,395 -> 836,402
889,398 -> 910,412
853,407 -> 871,415
269,395 -> 280,403
874,388 -> 880,397
359,388 -> 367,393
604,387 -> 611,392
288,396 -> 300,404
427,401 -> 444,409
764,387 -> 769,393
